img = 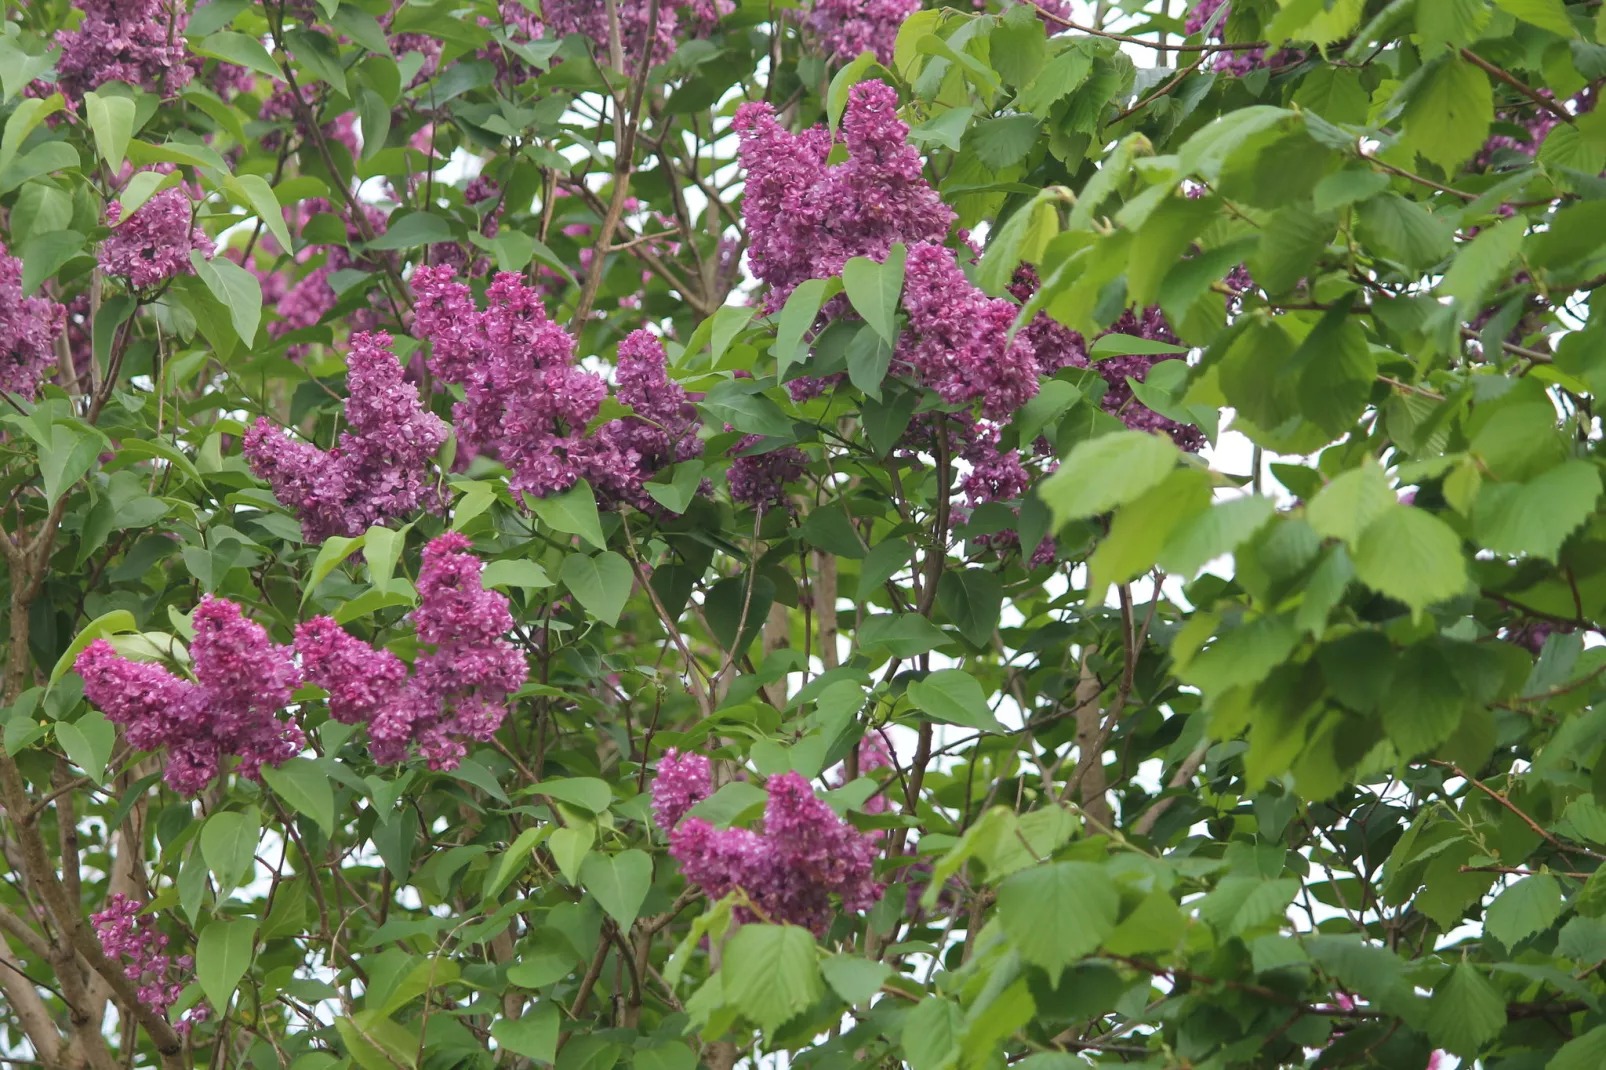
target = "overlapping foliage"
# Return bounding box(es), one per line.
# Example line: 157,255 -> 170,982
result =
6,0 -> 1606,1067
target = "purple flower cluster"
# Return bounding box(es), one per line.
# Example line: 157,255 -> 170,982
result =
411,268 -> 704,507
1011,267 -> 1203,452
735,80 -> 954,309
727,435 -> 807,513
654,755 -> 882,933
1184,0 -> 1299,76
898,242 -> 1042,420
244,331 -> 448,542
542,0 -> 728,67
297,533 -> 528,770
76,597 -> 304,796
99,186 -> 215,290
0,240 -> 67,400
54,0 -> 193,100
1477,92 -> 1570,169
92,894 -> 209,1033
805,0 -> 917,64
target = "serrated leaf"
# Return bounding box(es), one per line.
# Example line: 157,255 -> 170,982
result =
997,862 -> 1119,975
1426,962 -> 1507,1057
1486,873 -> 1562,948
1352,505 -> 1469,614
720,924 -> 823,1037
1401,56 -> 1492,172
1038,431 -> 1181,525
1471,459 -> 1601,561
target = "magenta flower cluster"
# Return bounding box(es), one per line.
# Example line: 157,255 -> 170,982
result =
99,186 -> 214,291
0,240 -> 67,400
727,435 -> 807,513
1184,0 -> 1299,76
805,0 -> 918,64
411,268 -> 703,507
653,750 -> 882,933
244,331 -> 448,542
54,0 -> 193,100
735,80 -> 954,310
91,894 -> 209,1033
297,533 -> 528,770
542,0 -> 729,67
76,597 -> 304,796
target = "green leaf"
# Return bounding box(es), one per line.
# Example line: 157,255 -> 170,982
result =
1493,0 -> 1578,36
1088,468 -> 1213,597
857,540 -> 913,600
191,252 -> 262,346
1426,962 -> 1507,1057
83,91 -> 135,174
644,461 -> 704,515
845,324 -> 893,401
532,777 -> 612,813
902,997 -> 964,1070
707,305 -> 756,368
720,924 -> 823,1037
1312,169 -> 1390,213
1014,379 -> 1082,448
1552,1026 -> 1606,1070
41,424 -> 102,508
196,919 -> 258,1011
907,669 -> 1007,733
261,758 -> 336,836
529,479 -> 606,550
481,559 -> 553,591
801,508 -> 866,559
686,781 -> 769,827
363,524 -> 404,594
842,244 -> 907,346
1443,214 -> 1526,309
1038,431 -> 1181,525
971,113 -> 1042,171
285,27 -> 348,95
0,39 -> 56,103
773,277 -> 840,381
1486,873 -> 1562,948
366,212 -> 453,251
301,534 -> 365,606
56,712 -> 115,786
1158,495 -> 1276,578
194,31 -> 283,79
1381,644 -> 1466,756
827,51 -> 879,132
233,174 -> 295,259
937,569 -> 1002,647
201,807 -> 261,897
357,87 -> 391,161
1089,334 -> 1189,358
559,551 -> 633,627
1357,194 -> 1455,270
1306,461 -> 1394,545
1401,56 -> 1493,172
491,1003 -> 559,1062
1352,505 -> 1469,614
52,610 -> 137,691
579,850 -> 652,930
699,379 -> 795,440
485,826 -> 549,901
997,862 -> 1119,975
1293,307 -> 1377,439
820,955 -> 890,1005
20,230 -> 87,296
1471,460 -> 1601,561
857,614 -> 949,658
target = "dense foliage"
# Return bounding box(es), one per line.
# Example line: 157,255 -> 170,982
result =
9,0 -> 1606,1067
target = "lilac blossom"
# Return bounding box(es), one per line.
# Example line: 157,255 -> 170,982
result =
898,241 -> 1041,419
297,534 -> 528,770
75,597 -> 304,796
727,435 -> 807,513
0,240 -> 67,400
652,748 -> 713,831
543,0 -> 729,68
805,0 -> 917,64
55,0 -> 193,100
1184,0 -> 1299,77
658,761 -> 882,933
99,187 -> 214,290
735,80 -> 954,309
92,894 -> 209,1033
244,331 -> 448,542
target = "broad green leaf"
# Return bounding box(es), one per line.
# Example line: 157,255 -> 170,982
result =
1306,461 -> 1394,545
195,31 -> 283,79
936,569 -> 1002,647
820,955 -> 891,1005
21,230 -> 87,296
857,614 -> 949,658
720,924 -> 823,1037
191,251 -> 262,346
907,669 -> 1007,733
902,997 -> 963,1070
1088,467 -> 1213,597
364,524 -> 404,593
233,174 -> 295,259
997,862 -> 1119,975
699,379 -> 795,440
579,850 -> 652,930
491,1003 -> 559,1062
1089,333 -> 1189,359
773,277 -> 840,381
1442,215 -> 1526,310
41,424 -> 102,508
559,551 -> 633,627
1471,459 -> 1601,561
302,534 -> 365,606
1486,874 -> 1562,948
644,461 -> 704,515
261,758 -> 336,836
842,243 -> 907,346
1552,1025 -> 1606,1070
857,540 -> 913,600
1014,379 -> 1082,448
55,712 -> 115,786
83,92 -> 135,173
532,777 -> 612,813
1038,431 -> 1181,525
1493,0 -> 1577,36
196,919 -> 258,1010
1426,962 -> 1507,1057
1158,495 -> 1276,578
1292,307 -> 1376,439
827,50 -> 879,132
201,807 -> 261,897
1400,56 -> 1492,172
485,826 -> 549,901
530,480 -> 606,550
51,610 -> 137,691
845,324 -> 893,401
1357,194 -> 1455,270
366,211 -> 452,250
481,559 -> 553,591
707,305 -> 756,368
801,508 -> 866,559
1352,505 -> 1469,614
